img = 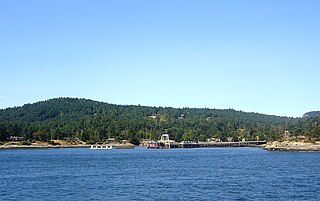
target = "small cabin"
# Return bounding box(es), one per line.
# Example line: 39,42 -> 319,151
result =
106,138 -> 115,143
160,134 -> 170,141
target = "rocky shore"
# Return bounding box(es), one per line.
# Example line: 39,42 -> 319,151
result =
264,141 -> 320,152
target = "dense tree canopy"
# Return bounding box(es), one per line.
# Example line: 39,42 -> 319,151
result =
0,98 -> 318,144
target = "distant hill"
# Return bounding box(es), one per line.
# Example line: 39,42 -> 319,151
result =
303,111 -> 320,118
0,97 -> 318,143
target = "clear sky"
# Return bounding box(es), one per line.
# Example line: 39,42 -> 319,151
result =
0,0 -> 319,117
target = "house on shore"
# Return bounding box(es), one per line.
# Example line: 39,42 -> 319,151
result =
8,136 -> 24,141
106,138 -> 115,144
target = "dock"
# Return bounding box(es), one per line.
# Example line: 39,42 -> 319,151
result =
147,133 -> 266,149
150,141 -> 267,149
90,145 -> 113,150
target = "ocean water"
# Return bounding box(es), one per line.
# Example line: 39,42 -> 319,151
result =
0,147 -> 319,201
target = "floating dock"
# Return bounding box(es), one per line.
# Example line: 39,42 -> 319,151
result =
90,145 -> 113,150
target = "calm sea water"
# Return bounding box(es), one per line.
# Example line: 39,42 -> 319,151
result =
0,147 -> 319,201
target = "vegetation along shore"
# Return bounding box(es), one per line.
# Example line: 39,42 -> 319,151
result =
0,98 -> 319,151
0,140 -> 134,149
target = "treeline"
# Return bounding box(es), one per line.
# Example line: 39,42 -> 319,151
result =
0,98 -> 319,144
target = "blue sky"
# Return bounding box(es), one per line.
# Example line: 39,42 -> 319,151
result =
0,0 -> 319,117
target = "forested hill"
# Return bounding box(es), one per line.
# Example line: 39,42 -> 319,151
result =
303,111 -> 320,118
0,98 -> 319,144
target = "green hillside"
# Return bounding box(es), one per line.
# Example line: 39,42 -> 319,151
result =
0,98 -> 319,144
303,111 -> 320,118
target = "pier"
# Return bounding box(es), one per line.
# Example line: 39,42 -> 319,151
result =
147,133 -> 267,149
180,141 -> 267,148
150,141 -> 267,149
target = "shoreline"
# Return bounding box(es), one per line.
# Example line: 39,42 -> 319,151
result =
264,141 -> 320,152
0,143 -> 135,150
1,141 -> 320,152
